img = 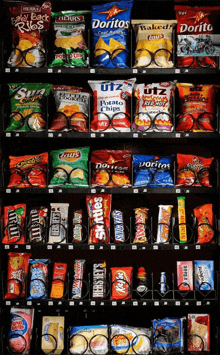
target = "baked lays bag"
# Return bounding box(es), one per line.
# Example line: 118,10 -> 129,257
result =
176,83 -> 216,132
175,6 -> 220,68
6,1 -> 52,68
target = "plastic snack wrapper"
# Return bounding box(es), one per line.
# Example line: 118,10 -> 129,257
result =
92,261 -> 107,299
8,307 -> 34,355
194,260 -> 214,291
6,1 -> 51,68
110,324 -> 152,354
112,210 -> 125,243
89,79 -> 135,132
156,204 -> 173,243
72,259 -> 85,299
49,85 -> 91,132
91,150 -> 132,188
176,154 -> 214,188
69,324 -> 108,354
72,210 -> 83,243
28,259 -> 50,299
91,0 -> 133,68
41,316 -> 64,355
86,194 -> 111,244
177,196 -> 187,243
111,266 -> 133,300
5,252 -> 31,299
50,262 -> 67,299
153,317 -> 184,353
133,207 -> 149,244
7,152 -> 48,188
49,147 -> 89,188
177,261 -> 193,291
133,155 -> 174,188
187,314 -> 210,351
176,83 -> 216,132
193,204 -> 214,244
7,83 -> 51,132
175,5 -> 220,68
50,11 -> 90,68
28,206 -> 48,243
48,203 -> 69,244
133,81 -> 176,132
132,20 -> 177,68
2,204 -> 26,244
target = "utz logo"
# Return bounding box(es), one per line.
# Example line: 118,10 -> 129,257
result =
59,149 -> 81,162
148,34 -> 164,41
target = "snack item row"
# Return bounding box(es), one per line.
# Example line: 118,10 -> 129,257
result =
7,310 -> 211,354
2,198 -> 215,245
6,82 -> 219,133
5,0 -> 220,69
4,253 -> 215,301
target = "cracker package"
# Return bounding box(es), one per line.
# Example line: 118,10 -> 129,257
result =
91,0 -> 133,68
41,316 -> 64,355
7,83 -> 51,132
69,325 -> 108,354
132,20 -> 177,68
49,147 -> 90,188
188,314 -> 210,351
6,1 -> 51,68
50,10 -> 90,68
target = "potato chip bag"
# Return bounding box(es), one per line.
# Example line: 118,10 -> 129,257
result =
49,11 -> 90,68
193,204 -> 215,244
6,1 -> 51,68
49,147 -> 90,188
132,20 -> 177,68
49,85 -> 91,132
7,83 -> 51,131
91,0 -> 133,67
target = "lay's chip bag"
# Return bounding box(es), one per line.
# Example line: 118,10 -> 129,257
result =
91,0 -> 133,68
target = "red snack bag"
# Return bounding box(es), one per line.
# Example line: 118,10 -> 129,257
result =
6,1 -> 52,68
111,266 -> 133,300
176,154 -> 214,187
8,307 -> 34,355
91,150 -> 132,188
5,252 -> 31,299
193,204 -> 214,244
50,262 -> 67,299
86,194 -> 111,244
187,314 -> 210,351
2,204 -> 26,244
176,83 -> 216,132
8,152 -> 48,188
175,5 -> 220,68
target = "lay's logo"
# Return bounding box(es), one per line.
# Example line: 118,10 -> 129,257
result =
59,149 -> 81,162
148,34 -> 164,41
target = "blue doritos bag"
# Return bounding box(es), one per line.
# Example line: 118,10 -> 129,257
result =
91,0 -> 133,68
133,155 -> 174,188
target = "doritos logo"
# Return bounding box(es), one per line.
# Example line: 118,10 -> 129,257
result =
98,5 -> 127,20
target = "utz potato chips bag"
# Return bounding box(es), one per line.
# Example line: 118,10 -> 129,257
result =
50,10 -> 90,68
7,83 -> 51,132
91,0 -> 133,68
49,147 -> 90,188
132,20 -> 177,68
6,1 -> 51,68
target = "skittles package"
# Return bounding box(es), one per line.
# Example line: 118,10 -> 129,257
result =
133,155 -> 174,188
6,1 -> 51,68
50,10 -> 90,68
7,83 -> 51,132
176,154 -> 214,188
176,83 -> 216,132
49,147 -> 90,188
8,308 -> 34,355
91,0 -> 133,68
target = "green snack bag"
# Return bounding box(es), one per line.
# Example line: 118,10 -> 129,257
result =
49,11 -> 90,68
49,147 -> 90,188
7,83 -> 51,131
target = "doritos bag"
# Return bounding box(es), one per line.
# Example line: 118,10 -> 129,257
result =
175,5 -> 220,68
6,1 -> 52,68
91,0 -> 133,68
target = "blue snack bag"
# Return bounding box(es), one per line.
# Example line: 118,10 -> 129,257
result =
133,155 -> 174,188
153,317 -> 184,352
194,260 -> 214,291
28,259 -> 50,299
91,0 -> 133,68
